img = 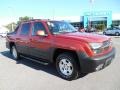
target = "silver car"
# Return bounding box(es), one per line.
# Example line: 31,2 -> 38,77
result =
0,32 -> 7,37
103,27 -> 120,36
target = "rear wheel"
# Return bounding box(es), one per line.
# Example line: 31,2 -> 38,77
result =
56,53 -> 80,80
11,46 -> 20,60
115,32 -> 119,36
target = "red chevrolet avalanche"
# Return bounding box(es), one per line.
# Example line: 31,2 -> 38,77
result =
6,19 -> 115,80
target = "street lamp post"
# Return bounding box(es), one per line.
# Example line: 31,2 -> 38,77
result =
89,0 -> 94,29
8,6 -> 14,32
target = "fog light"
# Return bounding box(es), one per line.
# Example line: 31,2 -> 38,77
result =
93,49 -> 102,54
96,64 -> 104,71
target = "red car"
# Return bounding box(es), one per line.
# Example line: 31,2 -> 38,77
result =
6,19 -> 115,80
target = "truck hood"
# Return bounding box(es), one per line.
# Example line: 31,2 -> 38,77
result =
55,32 -> 110,43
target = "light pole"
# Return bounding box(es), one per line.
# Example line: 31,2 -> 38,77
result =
52,8 -> 55,20
8,6 -> 14,32
89,0 -> 94,29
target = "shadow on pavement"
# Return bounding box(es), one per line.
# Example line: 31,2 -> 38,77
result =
0,50 -> 59,78
0,50 -> 87,80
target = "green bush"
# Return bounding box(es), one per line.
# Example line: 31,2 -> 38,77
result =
95,24 -> 105,31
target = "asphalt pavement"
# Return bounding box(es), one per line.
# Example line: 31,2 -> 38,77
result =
0,37 -> 120,90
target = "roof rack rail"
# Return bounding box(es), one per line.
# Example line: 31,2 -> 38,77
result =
28,19 -> 51,21
20,19 -> 51,23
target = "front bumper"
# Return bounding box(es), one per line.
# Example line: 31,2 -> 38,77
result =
78,47 -> 116,73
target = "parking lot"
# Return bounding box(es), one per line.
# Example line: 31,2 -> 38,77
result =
0,37 -> 120,90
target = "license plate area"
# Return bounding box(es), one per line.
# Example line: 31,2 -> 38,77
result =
104,57 -> 112,66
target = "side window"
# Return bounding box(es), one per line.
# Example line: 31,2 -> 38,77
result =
32,22 -> 46,35
20,23 -> 31,35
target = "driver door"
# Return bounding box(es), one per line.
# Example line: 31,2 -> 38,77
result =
29,22 -> 52,60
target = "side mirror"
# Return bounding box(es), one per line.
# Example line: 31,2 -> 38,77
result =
36,30 -> 48,36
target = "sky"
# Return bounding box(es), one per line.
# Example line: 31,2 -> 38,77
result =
0,0 -> 120,25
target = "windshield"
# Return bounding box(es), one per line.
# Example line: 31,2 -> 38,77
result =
47,21 -> 77,34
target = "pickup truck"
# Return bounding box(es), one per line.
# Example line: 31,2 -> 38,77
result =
6,19 -> 115,80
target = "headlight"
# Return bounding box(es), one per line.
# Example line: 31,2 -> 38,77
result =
89,43 -> 103,54
89,43 -> 103,49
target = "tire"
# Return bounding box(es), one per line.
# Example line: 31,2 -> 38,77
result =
103,32 -> 106,35
56,53 -> 80,80
115,32 -> 119,36
11,46 -> 20,60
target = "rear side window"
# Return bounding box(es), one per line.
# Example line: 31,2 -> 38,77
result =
32,22 -> 46,35
20,23 -> 31,35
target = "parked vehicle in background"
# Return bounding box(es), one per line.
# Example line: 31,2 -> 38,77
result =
0,33 -> 7,37
6,19 -> 115,80
78,27 -> 85,32
85,27 -> 96,33
0,26 -> 9,37
103,27 -> 120,36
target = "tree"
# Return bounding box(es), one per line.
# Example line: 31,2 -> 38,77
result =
17,16 -> 33,24
95,24 -> 105,31
5,16 -> 33,32
5,22 -> 17,32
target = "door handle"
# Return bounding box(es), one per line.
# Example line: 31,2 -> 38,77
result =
30,39 -> 33,41
16,38 -> 20,40
19,41 -> 24,43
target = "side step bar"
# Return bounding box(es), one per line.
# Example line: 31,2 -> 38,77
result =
20,55 -> 49,65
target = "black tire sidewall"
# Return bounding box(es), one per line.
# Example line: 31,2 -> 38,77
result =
11,46 -> 19,60
103,32 -> 106,35
115,32 -> 119,36
56,53 -> 79,80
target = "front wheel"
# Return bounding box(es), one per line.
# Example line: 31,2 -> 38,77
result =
103,32 -> 106,35
11,46 -> 20,60
56,53 -> 80,80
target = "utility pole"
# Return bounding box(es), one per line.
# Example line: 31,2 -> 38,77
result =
8,6 -> 14,32
89,0 -> 94,29
52,9 -> 55,20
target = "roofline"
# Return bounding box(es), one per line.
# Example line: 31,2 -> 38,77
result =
20,19 -> 51,24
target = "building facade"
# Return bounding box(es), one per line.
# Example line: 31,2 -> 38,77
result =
71,12 -> 120,29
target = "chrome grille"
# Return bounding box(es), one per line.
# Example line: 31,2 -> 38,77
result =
102,40 -> 111,50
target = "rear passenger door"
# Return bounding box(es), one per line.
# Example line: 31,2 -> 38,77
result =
16,23 -> 31,55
